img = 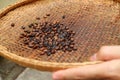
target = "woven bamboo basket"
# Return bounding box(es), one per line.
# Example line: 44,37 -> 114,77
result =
0,0 -> 120,71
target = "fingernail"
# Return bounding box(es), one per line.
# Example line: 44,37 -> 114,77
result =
90,54 -> 97,61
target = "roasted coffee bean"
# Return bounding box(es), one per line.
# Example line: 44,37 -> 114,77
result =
73,47 -> 77,51
38,44 -> 43,48
28,43 -> 34,48
46,14 -> 50,16
29,24 -> 34,28
70,38 -> 74,41
23,39 -> 29,44
43,41 -> 49,47
65,26 -> 69,30
20,35 -> 24,38
36,17 -> 40,20
45,50 -> 52,56
39,52 -> 45,55
33,29 -> 39,32
33,39 -> 40,44
24,30 -> 30,33
55,46 -> 59,50
70,44 -> 74,48
28,33 -> 35,37
62,15 -> 65,19
43,16 -> 47,18
20,33 -> 26,37
20,20 -> 77,56
21,26 -> 25,29
11,23 -> 15,27
51,50 -> 55,54
33,45 -> 38,49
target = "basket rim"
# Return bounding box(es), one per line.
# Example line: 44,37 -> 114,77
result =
0,0 -> 101,71
0,45 -> 101,71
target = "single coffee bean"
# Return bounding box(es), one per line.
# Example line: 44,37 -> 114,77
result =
21,26 -> 25,29
62,15 -> 65,19
11,23 -> 15,27
36,17 -> 40,20
46,14 -> 50,16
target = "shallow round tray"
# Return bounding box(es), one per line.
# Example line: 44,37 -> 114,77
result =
0,0 -> 120,71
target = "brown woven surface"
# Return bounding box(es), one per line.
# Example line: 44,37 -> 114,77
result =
0,0 -> 120,71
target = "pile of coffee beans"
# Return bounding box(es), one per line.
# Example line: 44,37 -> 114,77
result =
20,21 -> 77,56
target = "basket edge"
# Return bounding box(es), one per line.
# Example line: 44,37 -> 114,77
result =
0,45 -> 102,72
0,0 -> 38,18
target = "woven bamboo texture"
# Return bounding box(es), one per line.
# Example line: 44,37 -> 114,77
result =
0,0 -> 120,71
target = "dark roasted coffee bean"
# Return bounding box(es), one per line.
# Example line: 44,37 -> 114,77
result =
33,29 -> 39,32
36,17 -> 40,20
29,24 -> 34,28
67,47 -> 73,52
28,33 -> 35,37
33,45 -> 38,49
20,33 -> 26,37
33,39 -> 40,44
73,47 -> 77,51
28,43 -> 34,48
70,44 -> 74,48
21,26 -> 25,29
24,30 -> 30,33
39,44 -> 43,48
45,50 -> 52,56
43,41 -> 49,47
46,14 -> 50,16
65,26 -> 69,30
23,39 -> 29,45
39,52 -> 45,55
51,50 -> 55,54
62,15 -> 65,19
20,35 -> 24,38
28,37 -> 34,41
43,16 -> 47,18
11,23 -> 15,27
72,31 -> 75,35
20,20 -> 77,56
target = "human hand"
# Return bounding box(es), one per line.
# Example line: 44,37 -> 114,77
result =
52,46 -> 120,80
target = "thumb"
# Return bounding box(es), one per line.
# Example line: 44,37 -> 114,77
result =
91,46 -> 120,61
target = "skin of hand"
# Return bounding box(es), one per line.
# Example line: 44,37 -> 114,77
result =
52,46 -> 120,80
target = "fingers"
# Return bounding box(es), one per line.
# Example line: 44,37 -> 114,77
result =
53,60 -> 120,80
53,46 -> 120,80
91,46 -> 120,61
